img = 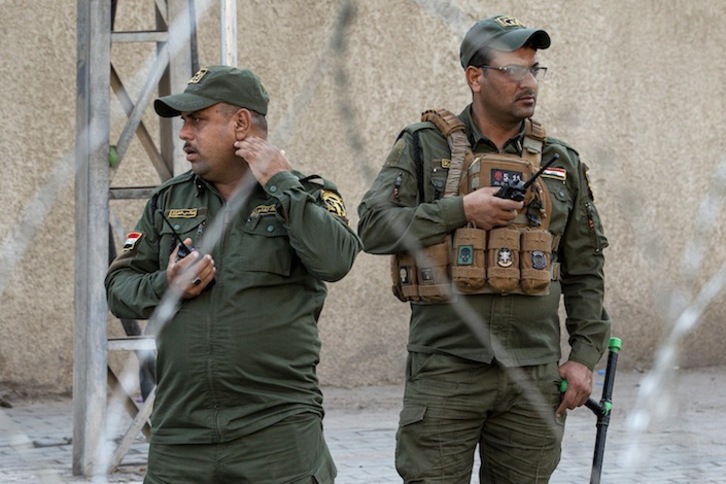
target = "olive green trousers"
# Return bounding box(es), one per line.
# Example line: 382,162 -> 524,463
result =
144,413 -> 336,484
396,353 -> 565,483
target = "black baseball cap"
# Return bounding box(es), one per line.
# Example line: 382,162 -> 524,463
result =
154,65 -> 269,117
460,15 -> 551,68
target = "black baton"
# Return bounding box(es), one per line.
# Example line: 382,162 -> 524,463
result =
560,337 -> 622,484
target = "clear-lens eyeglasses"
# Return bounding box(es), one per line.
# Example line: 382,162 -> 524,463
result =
478,65 -> 547,81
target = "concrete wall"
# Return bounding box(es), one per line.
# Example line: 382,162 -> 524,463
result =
2,0 -> 726,394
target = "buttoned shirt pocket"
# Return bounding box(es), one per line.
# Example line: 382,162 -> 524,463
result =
240,215 -> 293,276
428,159 -> 450,201
542,178 -> 572,238
158,213 -> 207,263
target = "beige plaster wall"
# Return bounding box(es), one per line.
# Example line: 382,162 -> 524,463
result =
2,0 -> 726,394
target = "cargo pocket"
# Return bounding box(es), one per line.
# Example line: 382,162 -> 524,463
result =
399,403 -> 427,428
395,403 -> 432,479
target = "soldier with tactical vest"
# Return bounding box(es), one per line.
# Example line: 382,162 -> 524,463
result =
358,15 -> 610,482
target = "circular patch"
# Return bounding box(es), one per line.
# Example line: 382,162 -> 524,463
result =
531,250 -> 547,270
497,248 -> 514,268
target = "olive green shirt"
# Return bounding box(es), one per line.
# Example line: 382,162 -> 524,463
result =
106,170 -> 362,444
357,105 -> 610,370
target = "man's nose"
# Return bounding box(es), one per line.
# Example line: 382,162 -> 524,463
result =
179,123 -> 192,140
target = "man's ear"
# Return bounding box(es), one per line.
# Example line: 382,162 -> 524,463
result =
235,108 -> 252,140
465,66 -> 483,93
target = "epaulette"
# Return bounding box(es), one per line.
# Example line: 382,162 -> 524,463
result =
297,172 -> 338,192
149,170 -> 195,196
297,173 -> 348,223
397,120 -> 445,142
545,136 -> 580,156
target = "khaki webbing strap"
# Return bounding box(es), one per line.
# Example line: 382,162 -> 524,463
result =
422,109 -> 465,137
521,118 -> 546,165
520,118 -> 553,232
421,109 -> 469,198
526,118 -> 546,142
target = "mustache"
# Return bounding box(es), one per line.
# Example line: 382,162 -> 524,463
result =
516,89 -> 537,101
517,89 -> 537,101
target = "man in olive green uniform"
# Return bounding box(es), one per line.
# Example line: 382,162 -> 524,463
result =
106,65 -> 362,483
358,15 -> 610,483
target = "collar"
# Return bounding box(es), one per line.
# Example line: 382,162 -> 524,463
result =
458,104 -> 526,155
192,173 -> 213,197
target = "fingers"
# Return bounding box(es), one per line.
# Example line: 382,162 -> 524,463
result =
235,136 -> 275,162
555,400 -> 568,418
556,362 -> 593,417
234,135 -> 260,159
167,241 -> 196,282
191,256 -> 216,286
166,245 -> 216,299
182,254 -> 215,295
234,136 -> 293,186
556,381 -> 591,417
463,188 -> 524,229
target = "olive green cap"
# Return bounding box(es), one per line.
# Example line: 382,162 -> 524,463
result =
154,65 -> 269,117
459,15 -> 551,68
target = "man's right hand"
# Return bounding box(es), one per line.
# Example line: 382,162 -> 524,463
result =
462,187 -> 524,230
166,238 -> 216,299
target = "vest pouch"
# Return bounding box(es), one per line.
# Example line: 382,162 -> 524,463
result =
415,238 -> 452,303
391,253 -> 420,302
520,229 -> 553,295
486,226 -> 520,294
461,154 -> 537,208
452,226 -> 487,292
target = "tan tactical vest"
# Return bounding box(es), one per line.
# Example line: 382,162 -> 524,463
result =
391,109 -> 557,303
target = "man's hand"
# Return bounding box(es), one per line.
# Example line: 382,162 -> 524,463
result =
556,360 -> 593,417
234,136 -> 293,186
165,238 -> 216,299
462,187 -> 524,230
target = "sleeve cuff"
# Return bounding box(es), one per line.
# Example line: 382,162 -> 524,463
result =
264,171 -> 302,197
441,196 -> 468,232
568,345 -> 602,371
151,270 -> 169,299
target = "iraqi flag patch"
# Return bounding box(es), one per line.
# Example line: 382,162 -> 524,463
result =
122,232 -> 143,252
542,167 -> 567,182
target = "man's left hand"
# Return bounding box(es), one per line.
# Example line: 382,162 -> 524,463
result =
235,136 -> 292,186
556,360 -> 592,417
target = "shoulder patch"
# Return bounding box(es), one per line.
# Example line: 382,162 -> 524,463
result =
320,190 -> 349,223
542,167 -> 567,182
385,137 -> 408,167
584,163 -> 596,200
122,232 -> 143,252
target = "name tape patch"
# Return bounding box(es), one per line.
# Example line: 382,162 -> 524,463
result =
250,204 -> 277,217
167,208 -> 198,218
